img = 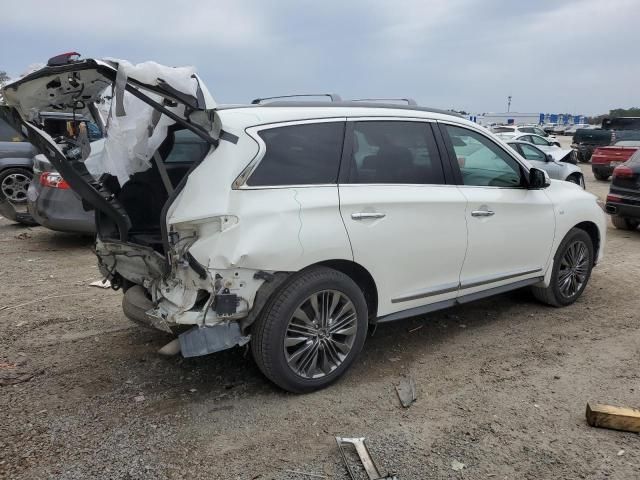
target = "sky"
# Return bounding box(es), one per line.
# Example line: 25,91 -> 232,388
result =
1,0 -> 638,115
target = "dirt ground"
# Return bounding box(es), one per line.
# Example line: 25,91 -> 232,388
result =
1,141 -> 639,479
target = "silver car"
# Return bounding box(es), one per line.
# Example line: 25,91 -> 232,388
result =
507,140 -> 585,188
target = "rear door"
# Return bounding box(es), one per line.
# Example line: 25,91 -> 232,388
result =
439,123 -> 555,297
338,119 -> 468,318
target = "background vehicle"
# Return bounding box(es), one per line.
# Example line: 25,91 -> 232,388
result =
0,113 -> 34,212
602,117 -> 640,131
553,124 -> 568,135
571,128 -> 612,163
0,110 -> 97,225
506,140 -> 584,187
27,129 -> 209,234
491,124 -> 556,140
497,132 -> 563,149
591,137 -> 640,181
565,123 -> 590,136
605,150 -> 640,230
543,123 -> 558,134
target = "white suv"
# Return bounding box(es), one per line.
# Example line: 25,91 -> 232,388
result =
3,58 -> 606,392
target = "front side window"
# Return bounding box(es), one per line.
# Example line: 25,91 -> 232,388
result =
247,122 -> 344,186
445,125 -> 522,187
519,143 -> 546,161
349,121 -> 444,184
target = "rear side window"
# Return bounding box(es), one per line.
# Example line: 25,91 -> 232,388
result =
349,121 -> 444,184
247,122 -> 344,186
0,118 -> 24,142
165,130 -> 210,164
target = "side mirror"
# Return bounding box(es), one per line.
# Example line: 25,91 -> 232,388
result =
528,167 -> 551,189
546,154 -> 554,162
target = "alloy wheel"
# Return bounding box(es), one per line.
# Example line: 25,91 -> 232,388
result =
284,289 -> 358,379
1,172 -> 31,203
557,240 -> 589,298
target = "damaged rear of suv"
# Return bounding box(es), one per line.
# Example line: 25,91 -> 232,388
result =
2,56 -> 368,392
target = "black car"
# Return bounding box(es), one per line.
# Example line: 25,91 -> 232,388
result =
571,128 -> 612,163
605,149 -> 640,230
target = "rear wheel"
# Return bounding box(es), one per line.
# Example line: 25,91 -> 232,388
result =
611,216 -> 639,230
593,171 -> 609,181
531,228 -> 594,307
0,168 -> 32,204
251,266 -> 368,393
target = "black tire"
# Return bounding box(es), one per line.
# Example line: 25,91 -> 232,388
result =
593,172 -> 609,181
251,266 -> 368,393
611,216 -> 639,231
531,228 -> 594,307
577,152 -> 590,164
566,174 -> 585,189
0,167 -> 33,204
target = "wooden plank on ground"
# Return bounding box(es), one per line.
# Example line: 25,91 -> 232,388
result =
586,402 -> 640,433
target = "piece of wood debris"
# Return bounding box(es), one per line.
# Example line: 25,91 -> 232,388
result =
586,402 -> 640,433
395,376 -> 417,408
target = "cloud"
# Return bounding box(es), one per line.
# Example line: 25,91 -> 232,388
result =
1,0 -> 638,114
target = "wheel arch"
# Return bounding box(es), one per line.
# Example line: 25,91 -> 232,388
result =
315,259 -> 378,321
573,220 -> 601,264
240,259 -> 379,334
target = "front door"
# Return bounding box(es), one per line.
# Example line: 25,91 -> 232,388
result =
440,123 -> 556,296
338,119 -> 468,317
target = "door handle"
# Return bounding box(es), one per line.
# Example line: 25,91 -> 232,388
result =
471,210 -> 495,217
351,212 -> 386,220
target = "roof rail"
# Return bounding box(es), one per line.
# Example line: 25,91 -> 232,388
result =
251,93 -> 342,105
351,98 -> 418,106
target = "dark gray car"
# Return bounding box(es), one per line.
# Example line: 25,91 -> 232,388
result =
0,110 -> 99,225
27,129 -> 209,234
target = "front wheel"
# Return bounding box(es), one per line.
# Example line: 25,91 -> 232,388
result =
531,228 -> 594,307
251,266 -> 368,393
611,216 -> 639,230
566,174 -> 585,189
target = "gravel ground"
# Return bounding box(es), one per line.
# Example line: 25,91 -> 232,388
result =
1,138 -> 639,479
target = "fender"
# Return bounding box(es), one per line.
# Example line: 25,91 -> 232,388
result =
0,157 -> 33,170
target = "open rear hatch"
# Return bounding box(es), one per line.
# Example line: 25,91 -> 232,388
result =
2,55 -> 224,300
2,56 -> 219,246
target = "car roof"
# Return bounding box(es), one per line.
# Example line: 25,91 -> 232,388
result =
217,102 -> 473,130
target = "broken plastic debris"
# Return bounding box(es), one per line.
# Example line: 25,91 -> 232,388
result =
395,376 -> 417,408
451,460 -> 465,471
89,279 -> 111,289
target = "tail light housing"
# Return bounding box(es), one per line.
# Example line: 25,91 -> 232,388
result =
606,193 -> 622,203
40,172 -> 70,189
613,165 -> 634,179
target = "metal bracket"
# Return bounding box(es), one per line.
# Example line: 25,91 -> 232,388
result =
335,437 -> 397,480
